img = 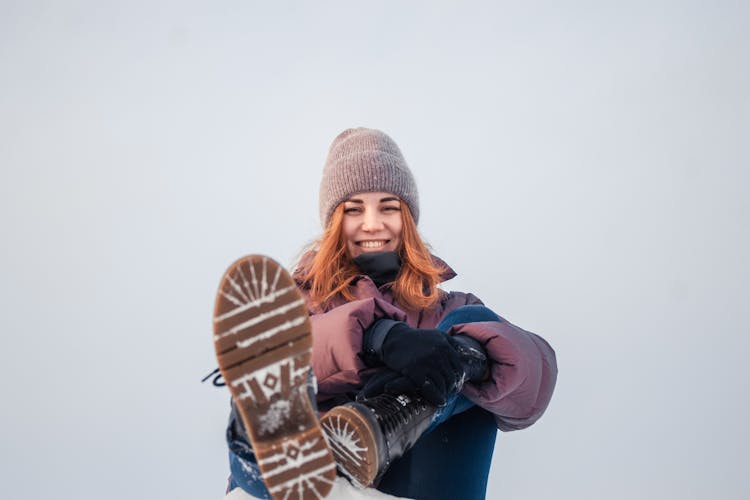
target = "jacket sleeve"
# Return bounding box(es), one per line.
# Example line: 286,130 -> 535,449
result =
443,293 -> 558,431
307,296 -> 408,400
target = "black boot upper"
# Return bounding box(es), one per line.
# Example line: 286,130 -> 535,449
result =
349,393 -> 436,482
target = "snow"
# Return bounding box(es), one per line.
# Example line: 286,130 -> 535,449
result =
224,477 -> 408,500
257,400 -> 291,434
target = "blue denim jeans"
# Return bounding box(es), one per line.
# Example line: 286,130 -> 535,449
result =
227,305 -> 502,499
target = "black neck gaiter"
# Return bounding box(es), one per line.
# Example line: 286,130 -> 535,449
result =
352,251 -> 402,287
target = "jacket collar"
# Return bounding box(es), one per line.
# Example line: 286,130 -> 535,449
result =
431,254 -> 457,282
292,250 -> 457,287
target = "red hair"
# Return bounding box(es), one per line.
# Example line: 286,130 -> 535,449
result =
299,201 -> 445,310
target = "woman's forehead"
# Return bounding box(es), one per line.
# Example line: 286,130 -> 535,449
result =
344,191 -> 400,203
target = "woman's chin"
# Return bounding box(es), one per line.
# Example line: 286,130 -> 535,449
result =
351,245 -> 396,257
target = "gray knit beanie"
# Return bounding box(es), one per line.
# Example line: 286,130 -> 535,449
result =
319,128 -> 419,227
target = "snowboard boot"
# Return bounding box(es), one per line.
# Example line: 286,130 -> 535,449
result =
320,393 -> 437,488
449,334 -> 489,387
213,255 -> 336,500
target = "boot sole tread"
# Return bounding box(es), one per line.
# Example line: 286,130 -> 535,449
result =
320,405 -> 380,487
213,255 -> 336,500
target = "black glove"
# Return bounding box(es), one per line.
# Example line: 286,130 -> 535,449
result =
362,321 -> 463,406
359,336 -> 488,402
356,369 -> 418,401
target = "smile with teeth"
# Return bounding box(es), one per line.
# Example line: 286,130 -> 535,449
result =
358,240 -> 389,249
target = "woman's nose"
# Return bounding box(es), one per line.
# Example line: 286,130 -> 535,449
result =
362,211 -> 384,231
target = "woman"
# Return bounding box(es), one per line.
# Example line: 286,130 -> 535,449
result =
212,128 -> 557,500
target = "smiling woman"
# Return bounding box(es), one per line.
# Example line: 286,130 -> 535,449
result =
212,128 -> 557,500
342,192 -> 403,257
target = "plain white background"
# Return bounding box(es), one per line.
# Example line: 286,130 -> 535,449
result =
1,1 -> 748,499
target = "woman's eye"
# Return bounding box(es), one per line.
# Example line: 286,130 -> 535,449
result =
383,206 -> 401,212
344,207 -> 361,214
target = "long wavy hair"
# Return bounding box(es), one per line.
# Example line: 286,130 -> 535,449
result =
298,200 -> 445,310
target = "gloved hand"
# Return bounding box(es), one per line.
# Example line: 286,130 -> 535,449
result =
359,336 -> 488,402
356,369 -> 418,401
378,323 -> 464,406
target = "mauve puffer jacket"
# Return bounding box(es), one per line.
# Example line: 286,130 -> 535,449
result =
292,256 -> 557,432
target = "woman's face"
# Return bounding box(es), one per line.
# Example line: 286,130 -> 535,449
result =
341,191 -> 403,258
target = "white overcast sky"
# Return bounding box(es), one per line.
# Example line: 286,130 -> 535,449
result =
1,1 -> 748,499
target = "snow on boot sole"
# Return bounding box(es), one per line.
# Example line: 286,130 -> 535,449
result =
213,255 -> 336,500
320,405 -> 381,488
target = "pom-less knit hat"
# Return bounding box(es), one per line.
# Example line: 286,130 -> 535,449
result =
319,128 -> 419,227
